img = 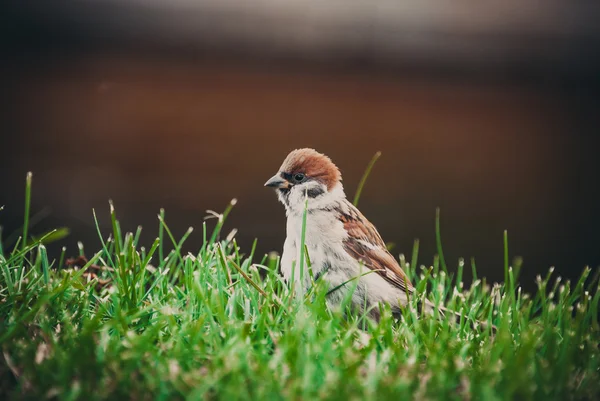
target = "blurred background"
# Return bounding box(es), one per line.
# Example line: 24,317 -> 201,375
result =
2,0 -> 600,290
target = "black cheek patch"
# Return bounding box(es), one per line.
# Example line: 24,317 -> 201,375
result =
278,188 -> 291,206
306,187 -> 325,198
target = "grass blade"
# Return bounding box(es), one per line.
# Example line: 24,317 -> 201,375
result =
353,151 -> 381,206
21,172 -> 32,251
435,207 -> 448,274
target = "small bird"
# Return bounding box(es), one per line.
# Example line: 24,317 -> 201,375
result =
264,148 -> 424,321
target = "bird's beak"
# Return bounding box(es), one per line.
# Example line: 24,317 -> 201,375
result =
264,174 -> 290,189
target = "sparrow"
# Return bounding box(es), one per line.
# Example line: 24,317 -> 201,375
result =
264,148 -> 424,321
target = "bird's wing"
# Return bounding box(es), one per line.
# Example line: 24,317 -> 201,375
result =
338,201 -> 414,295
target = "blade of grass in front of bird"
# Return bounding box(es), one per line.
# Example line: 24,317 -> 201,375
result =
141,238 -> 160,269
9,237 -> 21,260
57,246 -> 66,272
456,258 -> 464,291
233,238 -> 242,266
249,238 -> 258,265
435,208 -> 448,275
216,242 -> 233,288
7,230 -> 57,266
304,245 -> 314,283
217,244 -> 266,298
471,257 -> 478,281
1,258 -> 14,295
353,151 -> 381,207
409,239 -> 419,281
590,270 -> 600,330
4,207 -> 54,249
175,226 -> 194,261
298,195 -> 308,295
209,199 -> 237,245
21,172 -> 32,252
109,200 -> 122,255
31,227 -> 70,246
326,269 -> 380,297
157,214 -> 188,267
93,208 -> 115,267
158,208 -> 165,262
570,266 -> 591,305
200,221 -> 207,257
0,291 -> 55,342
133,225 -> 143,247
503,230 -> 509,286
416,266 -> 433,296
39,244 -> 49,286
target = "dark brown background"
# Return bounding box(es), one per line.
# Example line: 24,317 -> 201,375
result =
2,1 -> 600,290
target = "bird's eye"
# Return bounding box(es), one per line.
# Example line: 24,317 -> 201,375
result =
294,173 -> 305,182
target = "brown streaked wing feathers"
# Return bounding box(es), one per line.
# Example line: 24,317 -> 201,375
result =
339,202 -> 414,294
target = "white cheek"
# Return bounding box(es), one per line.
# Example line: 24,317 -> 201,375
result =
287,187 -> 302,210
289,181 -> 320,203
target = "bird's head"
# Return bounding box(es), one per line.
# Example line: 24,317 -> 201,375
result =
265,148 -> 345,212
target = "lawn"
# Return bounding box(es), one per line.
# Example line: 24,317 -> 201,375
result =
1,173 -> 598,400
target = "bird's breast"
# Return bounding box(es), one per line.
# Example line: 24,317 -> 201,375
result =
283,210 -> 347,285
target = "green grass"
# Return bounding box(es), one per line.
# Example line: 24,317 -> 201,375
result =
0,173 -> 599,400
